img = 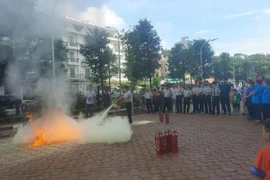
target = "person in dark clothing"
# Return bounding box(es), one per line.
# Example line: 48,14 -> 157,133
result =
219,78 -> 231,115
245,80 -> 255,120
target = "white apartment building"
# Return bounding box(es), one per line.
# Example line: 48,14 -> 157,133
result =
61,16 -> 126,94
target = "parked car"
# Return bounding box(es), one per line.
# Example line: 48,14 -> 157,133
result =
0,95 -> 21,109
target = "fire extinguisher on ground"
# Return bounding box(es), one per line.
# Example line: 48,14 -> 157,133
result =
155,133 -> 163,155
171,131 -> 178,153
166,131 -> 172,153
162,132 -> 168,153
159,113 -> 164,122
165,113 -> 169,124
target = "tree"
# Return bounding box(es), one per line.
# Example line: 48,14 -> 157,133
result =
152,76 -> 161,89
122,19 -> 161,87
213,52 -> 232,80
80,28 -> 117,95
190,40 -> 214,80
168,43 -> 193,83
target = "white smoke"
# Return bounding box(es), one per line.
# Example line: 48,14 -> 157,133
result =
13,105 -> 133,145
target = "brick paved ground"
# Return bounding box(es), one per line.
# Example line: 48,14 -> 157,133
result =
0,113 -> 267,180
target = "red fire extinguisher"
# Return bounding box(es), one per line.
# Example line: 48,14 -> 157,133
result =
162,132 -> 168,153
166,131 -> 172,153
165,113 -> 169,124
171,131 -> 178,153
155,133 -> 163,155
159,113 -> 164,122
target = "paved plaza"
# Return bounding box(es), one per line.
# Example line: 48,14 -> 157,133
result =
0,113 -> 267,180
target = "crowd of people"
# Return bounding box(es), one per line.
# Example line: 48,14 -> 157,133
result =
138,77 -> 270,124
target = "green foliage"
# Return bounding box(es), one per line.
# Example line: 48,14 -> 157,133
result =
0,115 -> 28,125
152,76 -> 161,88
122,19 -> 162,87
0,106 -> 7,118
213,52 -> 233,80
190,40 -> 214,80
80,28 -> 117,94
168,43 -> 193,81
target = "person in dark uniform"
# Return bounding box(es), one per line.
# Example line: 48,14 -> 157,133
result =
211,81 -> 221,115
219,78 -> 231,115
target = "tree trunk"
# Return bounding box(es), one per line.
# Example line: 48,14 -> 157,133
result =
149,76 -> 152,88
183,74 -> 185,86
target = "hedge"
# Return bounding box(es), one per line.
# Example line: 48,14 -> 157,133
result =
0,115 -> 28,125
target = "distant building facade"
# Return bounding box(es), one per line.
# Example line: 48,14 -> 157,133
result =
61,16 -> 126,94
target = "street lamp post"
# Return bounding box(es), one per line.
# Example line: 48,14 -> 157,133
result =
199,38 -> 218,80
51,0 -> 60,85
105,26 -> 121,96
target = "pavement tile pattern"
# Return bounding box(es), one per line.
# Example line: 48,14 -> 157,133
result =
0,113 -> 267,180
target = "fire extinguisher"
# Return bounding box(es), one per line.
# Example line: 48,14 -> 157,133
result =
166,131 -> 172,153
159,113 -> 164,122
162,132 -> 168,153
155,133 -> 163,155
165,113 -> 169,124
171,131 -> 178,153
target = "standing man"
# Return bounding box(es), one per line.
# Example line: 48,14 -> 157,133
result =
203,81 -> 212,114
211,81 -> 221,115
85,85 -> 96,117
175,83 -> 184,113
144,88 -> 153,113
219,78 -> 231,115
198,82 -> 204,114
163,84 -> 172,113
122,85 -> 133,124
170,83 -> 177,112
192,83 -> 199,114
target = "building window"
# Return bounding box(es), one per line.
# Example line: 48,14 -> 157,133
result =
70,67 -> 75,77
85,68 -> 90,78
113,44 -> 119,52
68,36 -> 77,46
69,52 -> 75,62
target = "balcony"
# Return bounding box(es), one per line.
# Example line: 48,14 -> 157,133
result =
65,42 -> 80,50
68,74 -> 86,82
67,58 -> 79,65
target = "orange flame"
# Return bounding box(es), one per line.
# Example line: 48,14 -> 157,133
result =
25,109 -> 82,147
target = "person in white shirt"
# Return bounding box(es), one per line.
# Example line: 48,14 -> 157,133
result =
192,84 -> 199,113
121,85 -> 133,124
144,88 -> 153,113
198,82 -> 204,113
203,81 -> 212,114
175,84 -> 184,113
211,81 -> 221,115
85,85 -> 96,117
163,84 -> 172,113
170,83 -> 177,112
183,85 -> 192,113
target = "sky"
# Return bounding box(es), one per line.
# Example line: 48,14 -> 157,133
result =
38,0 -> 270,55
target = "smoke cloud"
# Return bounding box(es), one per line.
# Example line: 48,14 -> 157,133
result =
13,106 -> 133,145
